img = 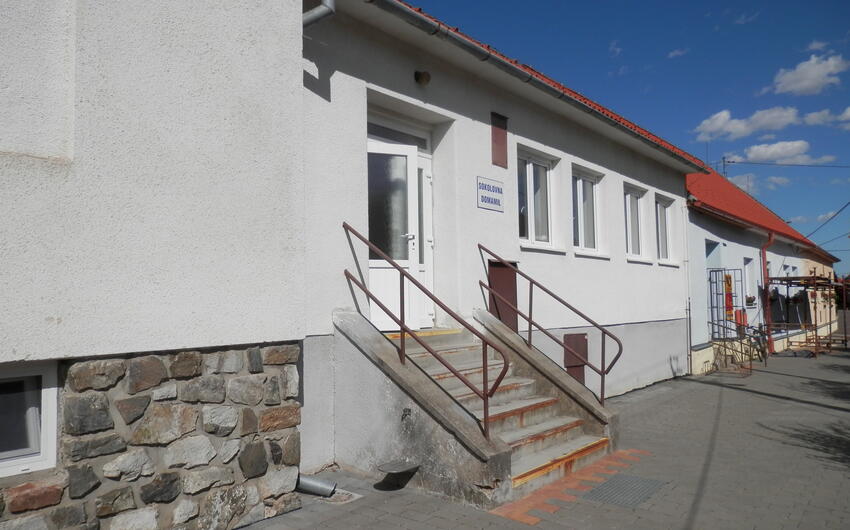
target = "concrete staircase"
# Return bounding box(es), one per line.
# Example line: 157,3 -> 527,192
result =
394,327 -> 611,496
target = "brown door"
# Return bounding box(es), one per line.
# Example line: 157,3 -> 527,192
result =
487,260 -> 518,332
564,333 -> 588,385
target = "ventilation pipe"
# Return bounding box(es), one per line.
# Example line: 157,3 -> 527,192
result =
761,232 -> 776,355
303,0 -> 335,27
296,474 -> 337,497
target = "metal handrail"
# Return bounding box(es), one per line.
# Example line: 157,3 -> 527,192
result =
478,244 -> 624,404
343,222 -> 510,439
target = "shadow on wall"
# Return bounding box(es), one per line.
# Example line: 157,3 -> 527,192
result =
757,420 -> 850,469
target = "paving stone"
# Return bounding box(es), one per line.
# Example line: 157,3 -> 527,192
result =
238,442 -> 269,479
258,467 -> 298,500
282,365 -> 299,399
0,514 -> 49,530
63,392 -> 113,435
139,472 -> 181,504
203,405 -> 239,436
247,348 -> 264,373
94,487 -> 136,517
220,438 -> 241,464
129,403 -> 198,445
108,506 -> 157,530
261,344 -> 300,365
179,375 -> 226,403
151,382 -> 177,401
68,464 -> 101,498
67,359 -> 125,392
164,435 -> 217,469
194,485 -> 248,530
125,356 -> 168,394
172,498 -> 199,525
102,448 -> 155,481
259,402 -> 301,432
114,395 -> 151,425
182,467 -> 235,495
228,375 -> 266,406
170,351 -> 203,379
240,408 -> 259,435
49,503 -> 86,528
263,375 -> 281,406
205,350 -> 244,374
65,432 -> 127,461
5,479 -> 65,514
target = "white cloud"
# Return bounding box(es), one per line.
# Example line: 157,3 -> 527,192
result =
608,65 -> 629,77
734,12 -> 760,25
803,106 -> 850,125
729,173 -> 758,194
767,54 -> 850,96
609,40 -> 622,58
764,176 -> 791,190
788,215 -> 809,223
830,178 -> 850,185
667,48 -> 689,59
807,40 -> 828,51
729,140 -> 837,165
694,107 -> 800,141
758,134 -> 777,140
817,211 -> 837,222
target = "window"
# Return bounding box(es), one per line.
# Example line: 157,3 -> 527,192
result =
572,170 -> 598,250
517,156 -> 550,244
0,362 -> 57,478
744,258 -> 756,306
655,197 -> 672,260
623,187 -> 644,256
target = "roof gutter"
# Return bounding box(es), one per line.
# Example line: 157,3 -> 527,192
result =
366,0 -> 708,174
304,0 -> 336,27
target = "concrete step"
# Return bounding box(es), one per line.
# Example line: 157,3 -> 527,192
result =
500,416 -> 585,461
510,435 -> 610,495
425,358 -> 511,392
386,328 -> 479,355
450,376 -> 537,408
470,396 -> 560,435
408,345 -> 495,372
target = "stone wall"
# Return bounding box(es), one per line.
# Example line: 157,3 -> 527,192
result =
0,343 -> 302,529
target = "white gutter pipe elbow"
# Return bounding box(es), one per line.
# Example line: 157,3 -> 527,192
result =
304,0 -> 336,27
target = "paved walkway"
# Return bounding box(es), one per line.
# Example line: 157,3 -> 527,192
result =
254,349 -> 850,529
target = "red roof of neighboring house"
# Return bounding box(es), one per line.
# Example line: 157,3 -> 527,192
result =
387,1 -> 710,173
687,171 -> 838,262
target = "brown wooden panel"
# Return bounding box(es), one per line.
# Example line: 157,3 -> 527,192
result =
563,333 -> 588,385
487,260 -> 517,332
491,112 -> 508,168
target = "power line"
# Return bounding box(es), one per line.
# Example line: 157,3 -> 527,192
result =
818,231 -> 850,246
806,200 -> 850,238
727,160 -> 850,169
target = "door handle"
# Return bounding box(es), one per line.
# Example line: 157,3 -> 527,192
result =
400,233 -> 416,241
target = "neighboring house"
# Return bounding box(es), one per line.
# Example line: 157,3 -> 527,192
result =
686,171 -> 839,373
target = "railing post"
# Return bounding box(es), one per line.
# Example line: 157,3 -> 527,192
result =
399,271 -> 405,364
482,342 -> 489,439
528,284 -> 534,348
600,336 -> 606,405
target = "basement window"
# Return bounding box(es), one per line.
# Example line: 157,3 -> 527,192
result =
0,362 -> 57,478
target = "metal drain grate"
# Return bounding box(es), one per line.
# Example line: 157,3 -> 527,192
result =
582,474 -> 665,508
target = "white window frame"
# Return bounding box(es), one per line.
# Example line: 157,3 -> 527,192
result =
517,154 -> 554,247
743,257 -> 757,307
0,361 -> 57,478
623,184 -> 646,259
572,166 -> 603,253
655,195 -> 674,262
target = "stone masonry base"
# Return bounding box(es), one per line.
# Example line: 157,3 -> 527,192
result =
0,342 -> 302,529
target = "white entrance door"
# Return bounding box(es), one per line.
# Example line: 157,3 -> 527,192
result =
367,139 -> 423,331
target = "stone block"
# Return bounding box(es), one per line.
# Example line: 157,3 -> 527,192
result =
170,351 -> 202,379
129,404 -> 198,445
5,479 -> 64,514
0,514 -> 49,530
64,432 -> 127,462
238,442 -> 268,479
139,472 -> 181,504
68,464 -> 101,499
246,348 -> 263,373
49,504 -> 86,528
115,395 -> 150,425
202,405 -> 238,436
181,467 -> 235,495
172,499 -> 199,525
205,351 -> 243,374
227,375 -> 265,406
67,360 -> 125,392
240,408 -> 258,436
261,344 -> 299,365
178,376 -> 226,403
233,503 -> 265,529
63,393 -> 113,435
219,439 -> 240,464
266,429 -> 299,466
282,365 -> 299,399
94,487 -> 135,517
263,492 -> 301,518
194,486 -> 247,530
263,376 -> 281,406
125,356 -> 168,395
258,467 -> 298,500
259,403 -> 301,432
151,382 -> 177,401
102,448 -> 155,481
108,507 -> 157,530
164,435 -> 216,469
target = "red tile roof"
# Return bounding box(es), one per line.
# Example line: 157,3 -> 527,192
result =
389,1 -> 710,173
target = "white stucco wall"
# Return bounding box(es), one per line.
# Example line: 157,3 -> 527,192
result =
1,1 -> 305,363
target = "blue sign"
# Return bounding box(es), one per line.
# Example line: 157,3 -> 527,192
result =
477,176 -> 504,212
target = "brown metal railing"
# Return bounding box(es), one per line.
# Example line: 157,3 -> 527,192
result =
478,244 -> 624,404
343,223 -> 510,439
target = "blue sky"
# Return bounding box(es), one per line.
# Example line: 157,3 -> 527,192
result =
411,0 -> 850,273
